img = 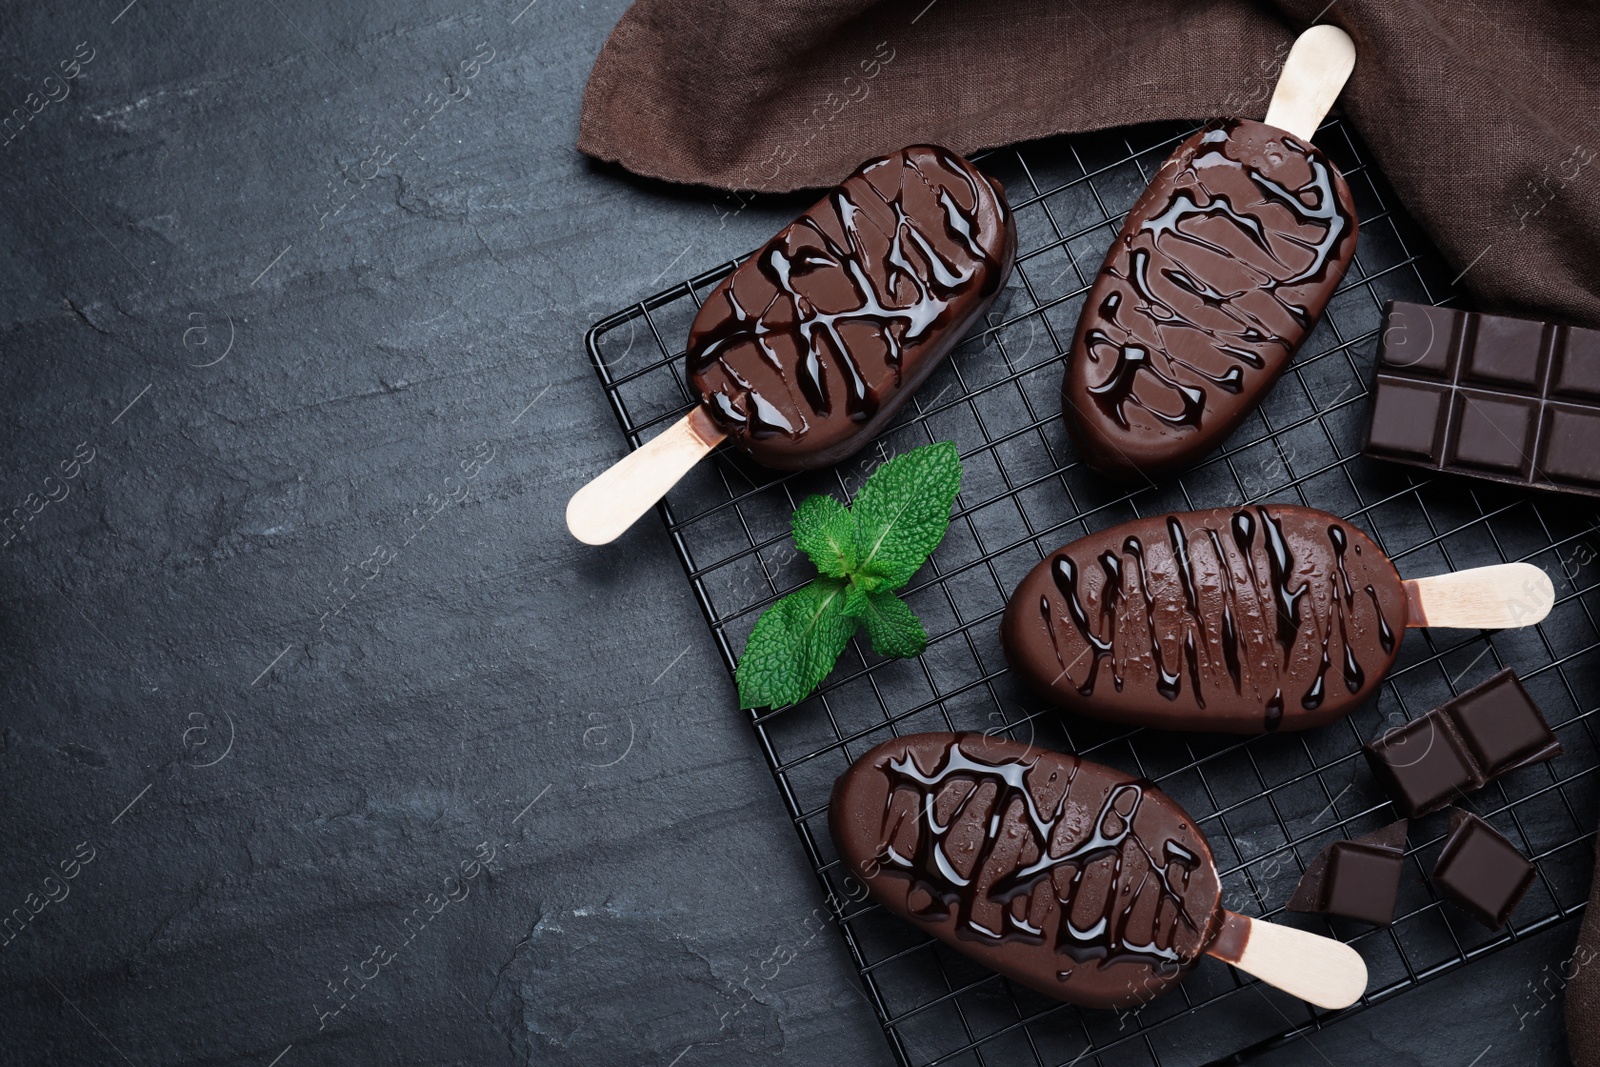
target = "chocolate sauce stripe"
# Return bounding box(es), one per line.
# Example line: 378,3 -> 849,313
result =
865,877 -> 1441,1059
831,776 -> 1581,974
589,159 -> 1400,420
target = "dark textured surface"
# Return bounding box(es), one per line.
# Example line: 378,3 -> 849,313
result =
0,2 -> 1580,1065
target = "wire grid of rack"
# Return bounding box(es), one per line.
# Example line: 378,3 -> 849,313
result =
584,118 -> 1600,1067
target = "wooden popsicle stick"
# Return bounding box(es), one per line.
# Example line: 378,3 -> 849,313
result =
1403,561 -> 1554,629
566,407 -> 726,545
1206,911 -> 1367,1010
1262,25 -> 1356,140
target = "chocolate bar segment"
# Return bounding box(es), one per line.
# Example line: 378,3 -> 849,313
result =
1448,670 -> 1561,772
1062,119 -> 1358,480
687,146 -> 1016,470
829,732 -> 1223,1010
1364,715 -> 1477,817
1367,381 -> 1447,459
1363,669 -> 1560,817
1364,301 -> 1600,498
1433,808 -> 1535,928
1378,301 -> 1459,376
1541,407 -> 1600,485
1288,819 -> 1407,926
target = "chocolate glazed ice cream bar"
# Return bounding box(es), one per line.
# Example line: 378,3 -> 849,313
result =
830,733 -> 1367,1010
1001,505 -> 1554,733
1062,27 -> 1359,479
566,145 -> 1016,544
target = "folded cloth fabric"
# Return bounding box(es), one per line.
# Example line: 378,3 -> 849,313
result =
1569,877 -> 1600,1065
578,0 -> 1600,326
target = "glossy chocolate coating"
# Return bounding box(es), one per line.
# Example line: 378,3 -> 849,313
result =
1063,120 -> 1358,479
829,733 -> 1222,1010
1365,300 -> 1600,499
1002,505 -> 1405,733
687,146 -> 1016,470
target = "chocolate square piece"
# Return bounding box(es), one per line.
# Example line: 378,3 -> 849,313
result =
1449,392 -> 1535,474
1323,843 -> 1406,925
1540,406 -> 1600,488
1366,379 -> 1447,460
1363,717 -> 1476,817
1467,314 -> 1548,387
1379,302 -> 1459,376
1287,819 -> 1407,926
1433,808 -> 1535,928
1554,326 -> 1600,399
1445,669 -> 1561,774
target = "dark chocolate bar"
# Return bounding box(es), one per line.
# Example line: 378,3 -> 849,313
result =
1363,669 -> 1560,817
1433,808 -> 1535,928
1287,819 -> 1407,926
1364,300 -> 1600,499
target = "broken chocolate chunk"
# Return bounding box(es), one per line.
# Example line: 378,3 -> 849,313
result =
1287,819 -> 1407,926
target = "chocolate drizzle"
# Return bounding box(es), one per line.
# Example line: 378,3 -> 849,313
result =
1049,558 -> 1112,696
1365,584 -> 1397,654
1062,120 -> 1358,479
688,146 -> 1015,470
1004,505 -> 1407,733
875,739 -> 1204,971
1329,525 -> 1365,695
1259,506 -> 1306,661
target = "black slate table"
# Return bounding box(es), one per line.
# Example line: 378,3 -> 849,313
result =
0,2 -> 1579,1064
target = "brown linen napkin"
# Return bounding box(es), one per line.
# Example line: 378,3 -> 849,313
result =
1570,877 -> 1600,1065
578,0 -> 1600,326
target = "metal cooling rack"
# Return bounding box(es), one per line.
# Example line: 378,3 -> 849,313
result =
583,119 -> 1600,1067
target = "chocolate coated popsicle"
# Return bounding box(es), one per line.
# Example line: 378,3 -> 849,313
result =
688,145 -> 1016,470
830,732 -> 1221,1009
1003,505 -> 1404,733
567,146 -> 1015,544
830,733 -> 1368,1010
1061,30 -> 1359,480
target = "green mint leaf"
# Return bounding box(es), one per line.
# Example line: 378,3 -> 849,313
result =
735,441 -> 961,707
855,589 -> 928,658
852,441 -> 963,589
791,495 -> 856,578
840,583 -> 872,618
735,578 -> 857,709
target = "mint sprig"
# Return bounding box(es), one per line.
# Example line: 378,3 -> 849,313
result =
735,441 -> 962,709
